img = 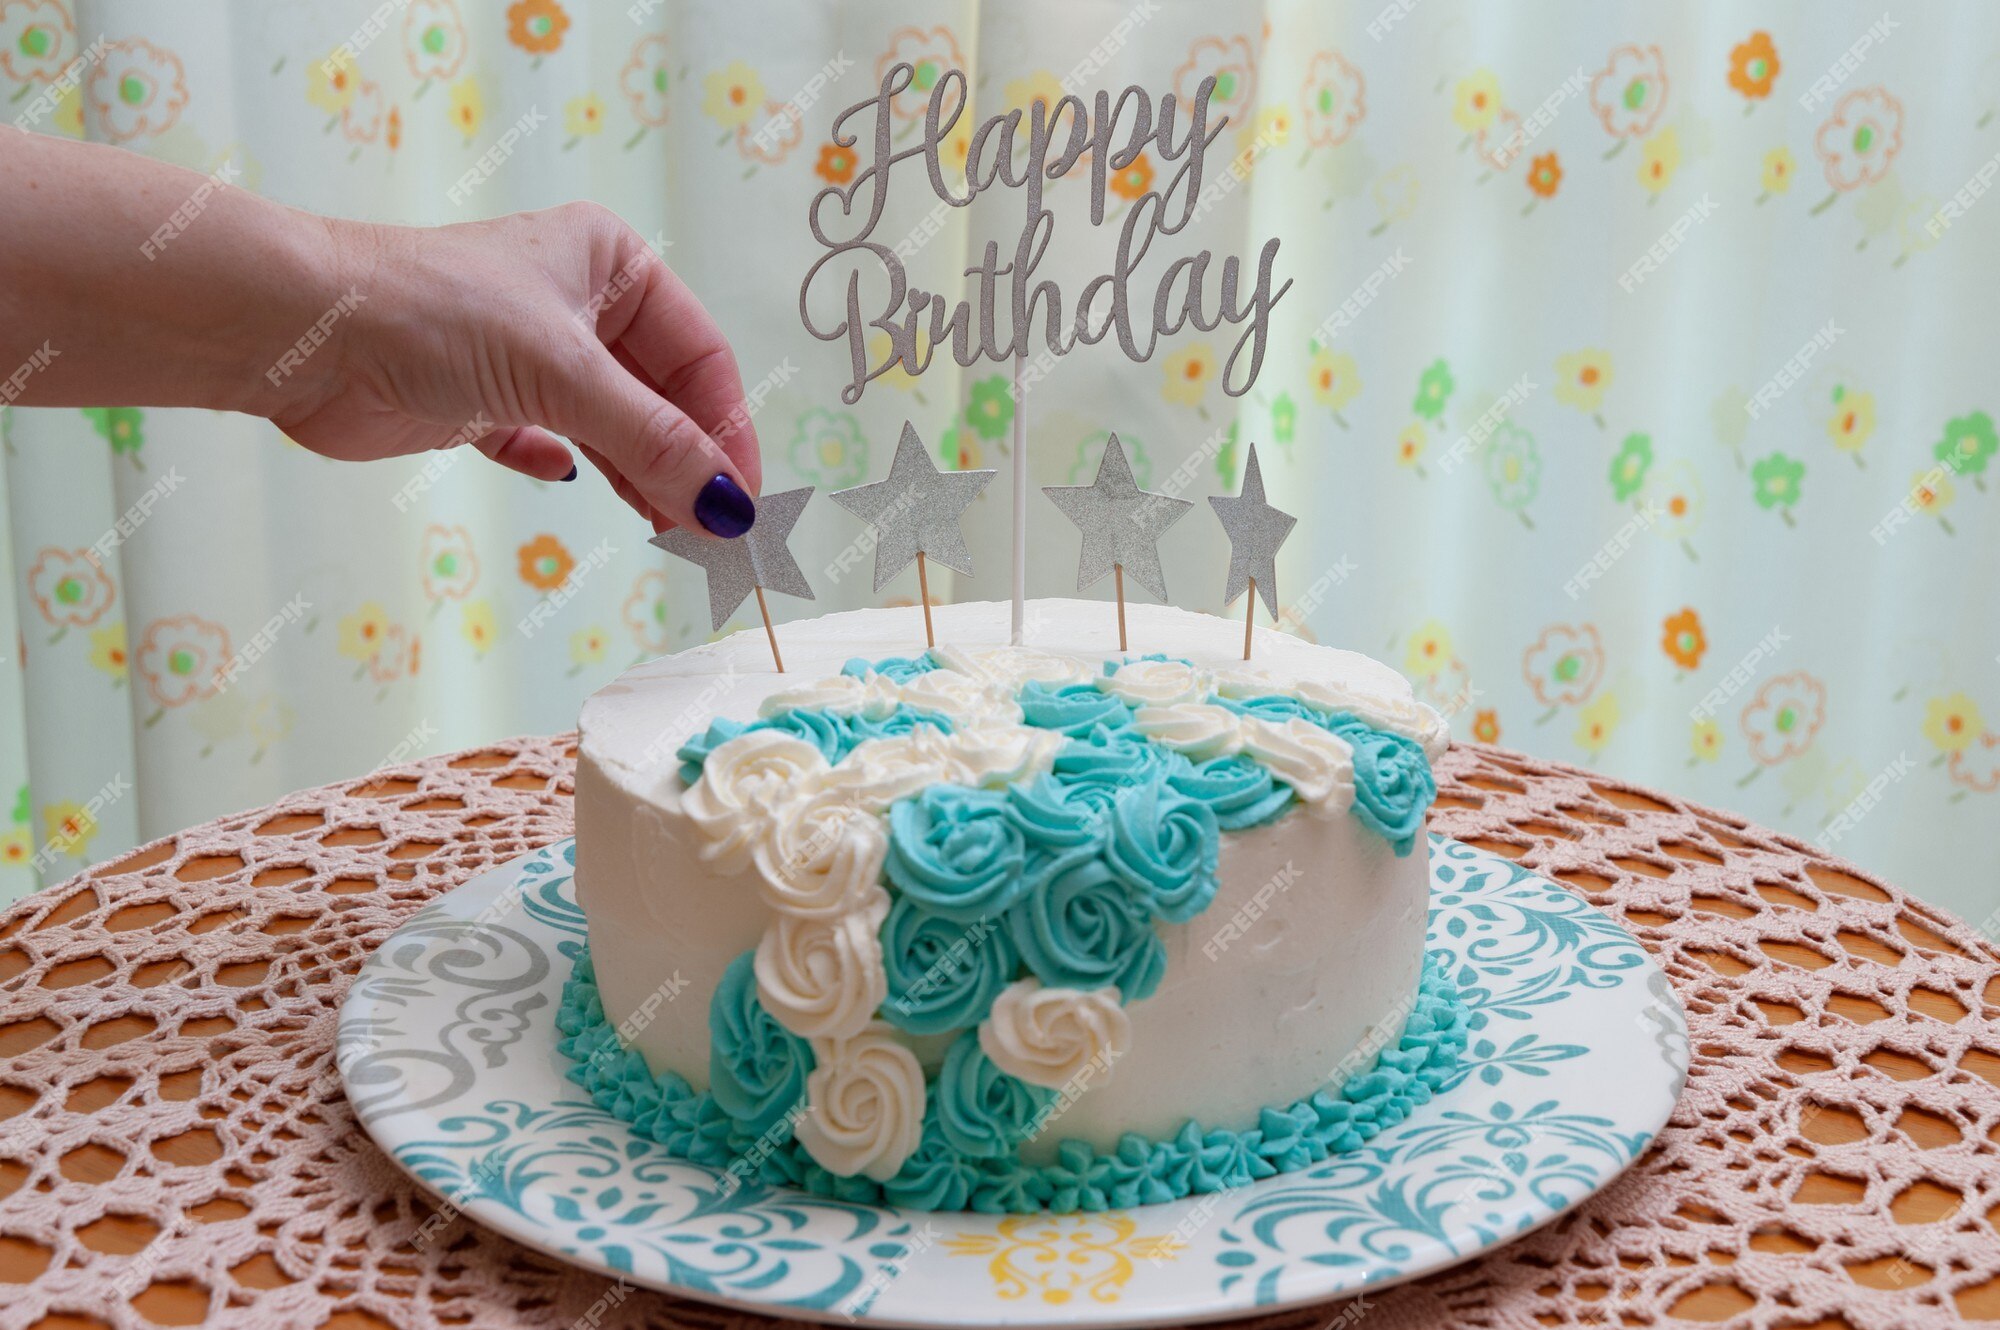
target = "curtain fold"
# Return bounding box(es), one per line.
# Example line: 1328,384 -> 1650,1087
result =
2,0 -> 1995,924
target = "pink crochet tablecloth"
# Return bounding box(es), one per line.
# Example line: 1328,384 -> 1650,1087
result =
1,734 -> 1996,1330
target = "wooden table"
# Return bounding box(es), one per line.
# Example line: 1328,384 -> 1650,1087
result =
1,734 -> 1996,1329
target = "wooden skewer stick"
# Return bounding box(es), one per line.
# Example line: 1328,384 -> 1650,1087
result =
755,585 -> 784,673
1113,563 -> 1128,652
916,550 -> 935,649
1242,577 -> 1256,661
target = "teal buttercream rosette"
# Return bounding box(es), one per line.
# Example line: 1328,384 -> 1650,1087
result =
932,1031 -> 1055,1158
1104,775 -> 1220,923
879,895 -> 1020,1036
1016,679 -> 1135,737
1007,855 -> 1167,1000
705,951 -> 811,1138
886,784 -> 1030,923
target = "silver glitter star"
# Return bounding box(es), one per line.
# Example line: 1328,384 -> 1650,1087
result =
1208,443 -> 1296,617
1041,434 -> 1191,602
650,486 -> 816,631
829,422 -> 995,593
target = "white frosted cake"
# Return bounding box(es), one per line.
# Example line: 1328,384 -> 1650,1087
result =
559,598 -> 1468,1212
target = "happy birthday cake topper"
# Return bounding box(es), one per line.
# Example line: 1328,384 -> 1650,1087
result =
800,64 -> 1293,406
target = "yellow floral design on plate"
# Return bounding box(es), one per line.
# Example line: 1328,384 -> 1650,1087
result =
945,1213 -> 1180,1305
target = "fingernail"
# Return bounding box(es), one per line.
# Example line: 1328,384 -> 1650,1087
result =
694,473 -> 755,538
560,464 -> 578,482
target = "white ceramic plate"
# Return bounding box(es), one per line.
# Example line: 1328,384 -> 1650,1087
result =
339,836 -> 1686,1327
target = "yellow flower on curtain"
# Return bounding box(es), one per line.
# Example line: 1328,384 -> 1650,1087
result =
41,801 -> 96,860
1760,146 -> 1795,198
1923,694 -> 1982,755
338,603 -> 392,662
307,50 -> 358,115
1245,104 -> 1292,151
703,61 -> 766,130
1638,128 -> 1680,194
1161,343 -> 1216,407
1553,349 -> 1613,414
1452,70 -> 1502,134
1395,421 -> 1426,471
1309,347 -> 1360,414
563,94 -> 606,143
0,826 -> 30,869
1404,620 -> 1453,679
89,625 -> 128,683
461,600 -> 497,654
1575,692 -> 1620,755
447,75 -> 483,139
1691,717 -> 1723,763
1826,387 -> 1875,457
1909,468 -> 1955,533
569,626 -> 608,671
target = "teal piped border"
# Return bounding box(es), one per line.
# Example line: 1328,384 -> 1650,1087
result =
555,947 -> 1471,1214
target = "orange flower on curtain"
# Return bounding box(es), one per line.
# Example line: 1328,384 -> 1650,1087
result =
1661,609 -> 1706,671
518,535 -> 576,592
506,0 -> 569,57
1727,32 -> 1779,101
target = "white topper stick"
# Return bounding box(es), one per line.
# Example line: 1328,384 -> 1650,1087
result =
1010,350 -> 1026,645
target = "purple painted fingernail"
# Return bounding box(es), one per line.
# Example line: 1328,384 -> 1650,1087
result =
694,473 -> 755,538
560,464 -> 578,482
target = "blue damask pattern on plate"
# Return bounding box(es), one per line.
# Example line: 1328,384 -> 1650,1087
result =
340,836 -> 1687,1327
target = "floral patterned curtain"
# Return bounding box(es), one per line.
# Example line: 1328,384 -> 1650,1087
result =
2,0 -> 1996,927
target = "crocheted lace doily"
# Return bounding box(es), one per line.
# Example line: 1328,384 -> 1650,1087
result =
0,735 -> 1995,1329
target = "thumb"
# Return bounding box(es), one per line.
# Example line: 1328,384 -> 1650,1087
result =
542,344 -> 756,538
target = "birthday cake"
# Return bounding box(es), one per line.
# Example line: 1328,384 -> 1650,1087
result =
559,598 -> 1469,1213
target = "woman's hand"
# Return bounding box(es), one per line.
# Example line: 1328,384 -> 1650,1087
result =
277,202 -> 760,537
0,134 -> 759,537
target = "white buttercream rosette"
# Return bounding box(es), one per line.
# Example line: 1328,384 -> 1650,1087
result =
794,1021 -> 928,1180
754,888 -> 891,1039
1132,700 -> 1248,761
749,789 -> 890,917
759,671 -> 901,721
1096,658 -> 1214,707
978,978 -> 1131,1090
931,644 -> 1095,694
681,730 -> 829,873
1240,715 -> 1356,813
897,667 -> 1024,728
1295,677 -> 1450,760
820,733 -> 954,812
